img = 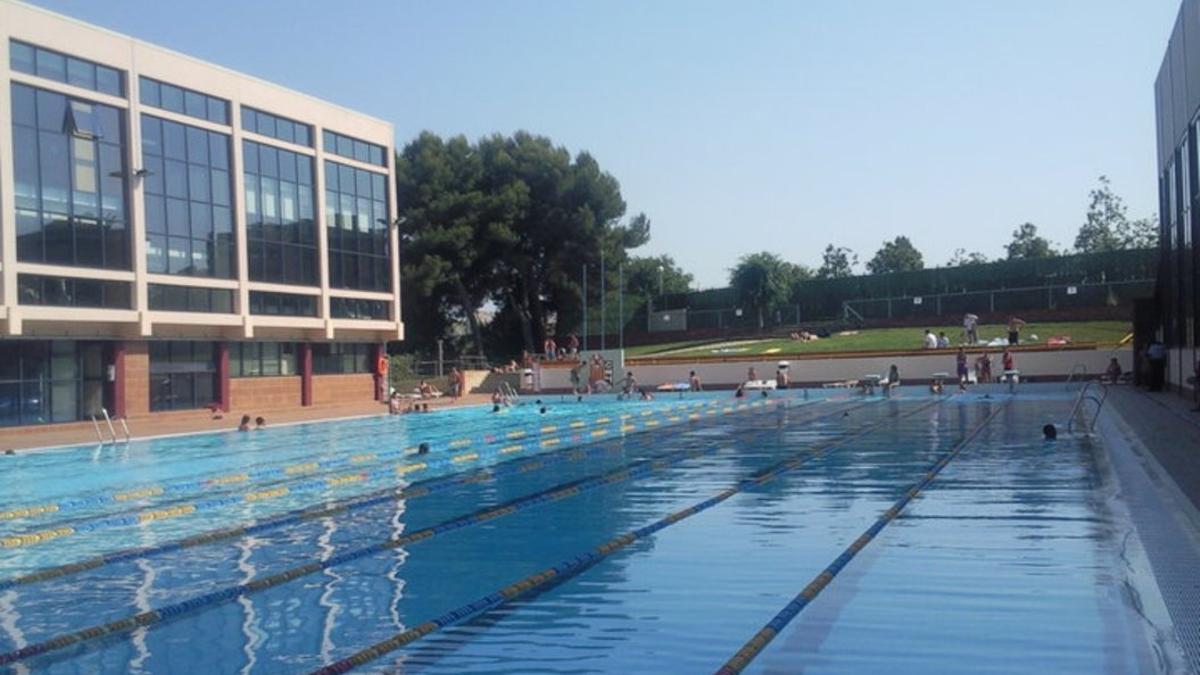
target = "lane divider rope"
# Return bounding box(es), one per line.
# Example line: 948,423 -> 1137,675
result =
0,398 -> 831,590
0,398 -> 770,549
712,401 -> 1008,675
301,398 -> 946,675
0,399 -> 821,668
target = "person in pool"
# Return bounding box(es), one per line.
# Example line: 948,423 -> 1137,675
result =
734,383 -> 746,399
237,415 -> 252,432
254,416 -> 266,430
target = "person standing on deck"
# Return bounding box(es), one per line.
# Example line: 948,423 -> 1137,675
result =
747,366 -> 758,383
963,313 -> 979,345
689,370 -> 703,392
776,367 -> 790,390
956,348 -> 970,389
1007,316 -> 1027,345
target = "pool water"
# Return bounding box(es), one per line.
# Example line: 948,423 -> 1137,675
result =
0,386 -> 1182,673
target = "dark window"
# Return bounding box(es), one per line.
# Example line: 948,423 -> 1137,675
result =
10,40 -> 125,96
147,283 -> 234,313
142,114 -> 234,278
18,274 -> 131,309
248,291 -> 317,316
322,129 -> 387,166
244,140 -> 317,285
149,341 -> 217,411
0,340 -> 106,427
330,296 -> 389,320
229,342 -> 298,377
10,83 -> 129,269
324,160 -> 390,292
312,343 -> 372,374
138,76 -> 228,125
241,105 -> 313,148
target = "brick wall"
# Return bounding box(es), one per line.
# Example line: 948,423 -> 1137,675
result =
124,341 -> 151,416
312,373 -> 376,406
230,376 -> 302,412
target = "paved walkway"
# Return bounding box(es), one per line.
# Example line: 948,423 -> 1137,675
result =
0,393 -> 494,452
1106,385 -> 1200,514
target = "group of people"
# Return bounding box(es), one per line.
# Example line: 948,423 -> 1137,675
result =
236,415 -> 266,432
924,315 -> 1028,349
388,392 -> 432,415
541,334 -> 582,361
952,346 -> 1016,390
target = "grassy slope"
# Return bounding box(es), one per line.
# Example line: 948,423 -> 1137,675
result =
626,320 -> 1130,358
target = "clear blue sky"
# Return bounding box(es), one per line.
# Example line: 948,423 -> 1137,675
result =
30,0 -> 1178,287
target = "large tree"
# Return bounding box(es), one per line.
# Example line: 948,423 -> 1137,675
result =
1005,222 -> 1055,260
624,254 -> 693,297
866,236 -> 923,275
397,131 -> 649,356
946,248 -> 989,267
817,244 -> 858,279
1121,215 -> 1159,249
1075,175 -> 1127,253
729,252 -> 799,330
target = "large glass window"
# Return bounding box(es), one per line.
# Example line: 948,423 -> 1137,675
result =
249,291 -> 317,317
322,129 -> 385,166
330,296 -> 390,320
241,107 -> 312,147
148,284 -> 234,313
149,341 -> 217,411
9,40 -> 124,97
138,76 -> 228,125
0,341 -> 104,427
230,342 -> 298,377
324,160 -> 391,292
11,83 -> 129,269
244,140 -> 317,285
312,343 -> 372,374
142,114 -> 235,278
18,274 -> 131,309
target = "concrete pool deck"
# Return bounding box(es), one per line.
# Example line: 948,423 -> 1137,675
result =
1107,385 -> 1200,515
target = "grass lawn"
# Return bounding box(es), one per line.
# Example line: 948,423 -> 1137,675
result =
626,320 -> 1131,359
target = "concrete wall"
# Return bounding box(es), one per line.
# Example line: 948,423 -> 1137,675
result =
311,373 -> 375,406
535,348 -> 1133,391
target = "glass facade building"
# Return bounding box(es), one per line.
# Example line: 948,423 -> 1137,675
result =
1,2 -> 401,428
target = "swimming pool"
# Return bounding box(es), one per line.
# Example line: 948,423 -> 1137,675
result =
0,386 -> 1188,673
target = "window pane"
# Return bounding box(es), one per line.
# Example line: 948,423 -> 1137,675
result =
161,84 -> 184,113
96,67 -> 122,96
140,77 -> 160,107
66,58 -> 95,90
184,90 -> 206,118
207,98 -> 227,124
163,121 -> 186,159
36,49 -> 66,82
10,41 -> 35,74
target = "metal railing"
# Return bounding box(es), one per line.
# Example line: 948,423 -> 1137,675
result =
1064,364 -> 1088,391
1067,380 -> 1109,435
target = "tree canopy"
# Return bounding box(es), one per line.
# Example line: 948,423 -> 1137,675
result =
946,248 -> 989,267
817,244 -> 858,279
866,236 -> 924,274
728,252 -> 805,330
624,254 -> 693,297
1005,222 -> 1055,260
396,130 -> 650,355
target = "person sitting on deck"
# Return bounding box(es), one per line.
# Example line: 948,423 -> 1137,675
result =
418,380 -> 436,399
923,329 -> 938,349
937,332 -> 951,349
1104,357 -> 1123,383
388,392 -> 404,415
883,364 -> 900,397
237,415 -> 252,432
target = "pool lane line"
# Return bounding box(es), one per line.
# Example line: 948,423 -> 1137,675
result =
0,397 -> 839,669
713,401 -> 1008,675
0,398 -> 731,528
0,397 -> 828,590
301,398 -> 946,675
0,398 -> 755,547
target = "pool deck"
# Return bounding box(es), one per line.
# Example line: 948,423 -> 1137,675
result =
1107,385 -> 1200,514
0,393 -> 495,452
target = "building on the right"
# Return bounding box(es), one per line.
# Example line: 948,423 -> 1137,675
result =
1154,0 -> 1200,395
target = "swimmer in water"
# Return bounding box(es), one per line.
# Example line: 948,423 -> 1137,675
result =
417,442 -> 430,455
1043,424 -> 1057,441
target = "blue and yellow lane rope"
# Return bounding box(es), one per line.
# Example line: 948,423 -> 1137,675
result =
712,401 -> 1007,675
0,397 -> 809,590
302,398 -> 946,675
0,398 -> 755,550
0,398 -> 727,529
0,400 -> 809,669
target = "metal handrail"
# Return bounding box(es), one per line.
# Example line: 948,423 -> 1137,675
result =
100,408 -> 118,444
118,417 -> 131,443
1067,380 -> 1109,434
89,415 -> 106,445
1065,363 -> 1088,390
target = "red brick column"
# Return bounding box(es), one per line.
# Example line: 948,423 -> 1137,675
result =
216,341 -> 231,413
373,342 -> 386,402
109,341 -> 126,419
299,343 -> 313,407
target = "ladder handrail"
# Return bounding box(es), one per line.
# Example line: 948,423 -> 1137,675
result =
89,415 -> 106,445
118,417 -> 131,443
100,408 -> 118,444
1064,363 -> 1088,390
1067,380 -> 1110,434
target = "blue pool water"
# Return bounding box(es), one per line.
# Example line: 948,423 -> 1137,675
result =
0,386 -> 1183,673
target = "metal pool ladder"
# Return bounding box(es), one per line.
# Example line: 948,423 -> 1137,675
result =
1067,380 -> 1109,434
1064,363 -> 1088,390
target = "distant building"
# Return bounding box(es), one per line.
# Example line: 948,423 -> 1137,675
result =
0,0 -> 402,429
1154,0 -> 1200,392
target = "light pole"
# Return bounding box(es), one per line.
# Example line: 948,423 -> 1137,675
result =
658,265 -> 664,297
